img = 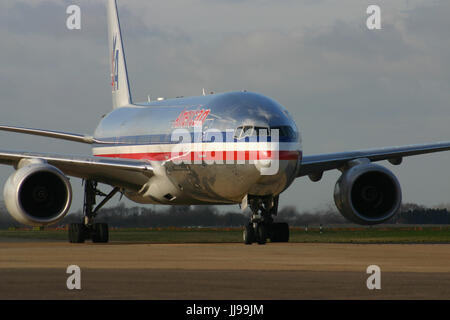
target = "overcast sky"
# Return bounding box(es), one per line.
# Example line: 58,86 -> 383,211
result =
1,0 -> 450,213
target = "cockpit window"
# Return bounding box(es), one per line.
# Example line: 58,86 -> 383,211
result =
252,127 -> 269,137
234,127 -> 243,139
241,126 -> 253,138
234,125 -> 253,139
234,125 -> 270,139
234,125 -> 296,140
270,126 -> 297,140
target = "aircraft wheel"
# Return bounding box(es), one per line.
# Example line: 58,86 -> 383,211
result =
270,222 -> 290,242
68,223 -> 85,243
256,224 -> 267,245
92,223 -> 109,243
243,224 -> 255,245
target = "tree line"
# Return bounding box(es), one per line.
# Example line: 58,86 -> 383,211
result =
1,201 -> 450,229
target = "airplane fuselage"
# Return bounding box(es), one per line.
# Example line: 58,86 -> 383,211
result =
92,91 -> 302,205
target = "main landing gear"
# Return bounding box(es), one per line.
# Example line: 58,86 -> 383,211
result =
243,195 -> 289,245
68,180 -> 119,243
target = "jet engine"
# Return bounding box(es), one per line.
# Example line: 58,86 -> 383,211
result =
334,162 -> 401,225
3,162 -> 72,226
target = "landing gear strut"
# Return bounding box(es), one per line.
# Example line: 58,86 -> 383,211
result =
243,195 -> 289,245
68,180 -> 119,243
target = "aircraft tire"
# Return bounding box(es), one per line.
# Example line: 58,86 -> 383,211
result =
92,223 -> 109,243
256,224 -> 267,245
270,222 -> 290,242
243,224 -> 255,245
69,223 -> 85,243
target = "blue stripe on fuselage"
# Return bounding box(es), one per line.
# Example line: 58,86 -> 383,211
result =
93,132 -> 296,147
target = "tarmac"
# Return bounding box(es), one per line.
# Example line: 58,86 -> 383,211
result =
0,241 -> 449,299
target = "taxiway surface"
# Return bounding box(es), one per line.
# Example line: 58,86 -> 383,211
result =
0,241 -> 449,299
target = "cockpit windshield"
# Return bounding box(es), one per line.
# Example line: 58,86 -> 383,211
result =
234,125 -> 296,140
234,125 -> 269,139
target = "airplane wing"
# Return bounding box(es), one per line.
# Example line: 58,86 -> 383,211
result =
0,125 -> 96,144
0,125 -> 109,144
297,141 -> 450,178
0,150 -> 153,191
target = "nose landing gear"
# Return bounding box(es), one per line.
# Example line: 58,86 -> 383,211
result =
243,195 -> 289,245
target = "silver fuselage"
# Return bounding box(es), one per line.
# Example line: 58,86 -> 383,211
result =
92,91 -> 302,205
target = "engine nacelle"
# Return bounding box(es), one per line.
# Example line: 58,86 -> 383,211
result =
334,162 -> 401,225
3,162 -> 72,226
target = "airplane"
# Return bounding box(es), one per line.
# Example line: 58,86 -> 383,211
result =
1,0 -> 450,245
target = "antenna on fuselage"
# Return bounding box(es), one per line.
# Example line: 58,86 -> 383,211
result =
202,88 -> 206,96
